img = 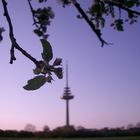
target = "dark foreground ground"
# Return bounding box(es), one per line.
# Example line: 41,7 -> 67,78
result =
0,136 -> 140,140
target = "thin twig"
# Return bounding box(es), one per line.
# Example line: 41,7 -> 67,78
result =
105,0 -> 140,16
71,0 -> 108,47
2,0 -> 39,66
27,0 -> 39,28
10,44 -> 16,64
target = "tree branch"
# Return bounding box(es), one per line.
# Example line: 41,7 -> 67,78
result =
2,0 -> 39,66
27,0 -> 39,28
10,44 -> 16,64
71,0 -> 108,47
105,0 -> 140,16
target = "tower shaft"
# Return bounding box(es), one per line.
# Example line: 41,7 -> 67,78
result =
66,100 -> 69,126
61,61 -> 74,127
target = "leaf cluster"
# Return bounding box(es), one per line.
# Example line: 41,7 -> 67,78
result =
22,1 -> 62,90
88,0 -> 140,31
33,7 -> 54,38
23,38 -> 63,90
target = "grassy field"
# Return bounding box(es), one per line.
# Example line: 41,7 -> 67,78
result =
0,137 -> 140,140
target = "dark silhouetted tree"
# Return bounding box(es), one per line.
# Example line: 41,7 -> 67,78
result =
24,123 -> 36,132
136,122 -> 140,128
43,125 -> 50,132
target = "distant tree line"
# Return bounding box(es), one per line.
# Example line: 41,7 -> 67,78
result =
0,124 -> 140,138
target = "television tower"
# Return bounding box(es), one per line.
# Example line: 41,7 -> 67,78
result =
61,62 -> 74,127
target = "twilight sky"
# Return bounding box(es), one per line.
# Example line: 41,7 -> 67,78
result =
0,0 -> 140,131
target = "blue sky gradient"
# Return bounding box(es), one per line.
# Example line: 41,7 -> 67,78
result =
0,0 -> 140,130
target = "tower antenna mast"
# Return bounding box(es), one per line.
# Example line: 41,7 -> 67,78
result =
66,61 -> 68,87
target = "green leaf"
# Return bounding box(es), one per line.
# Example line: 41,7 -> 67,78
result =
46,75 -> 53,83
33,67 -> 41,75
53,58 -> 62,66
115,19 -> 124,31
54,67 -> 63,79
34,29 -> 43,37
40,39 -> 53,62
126,0 -> 135,8
23,75 -> 47,90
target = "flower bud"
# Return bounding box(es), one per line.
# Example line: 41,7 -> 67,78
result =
53,58 -> 62,66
